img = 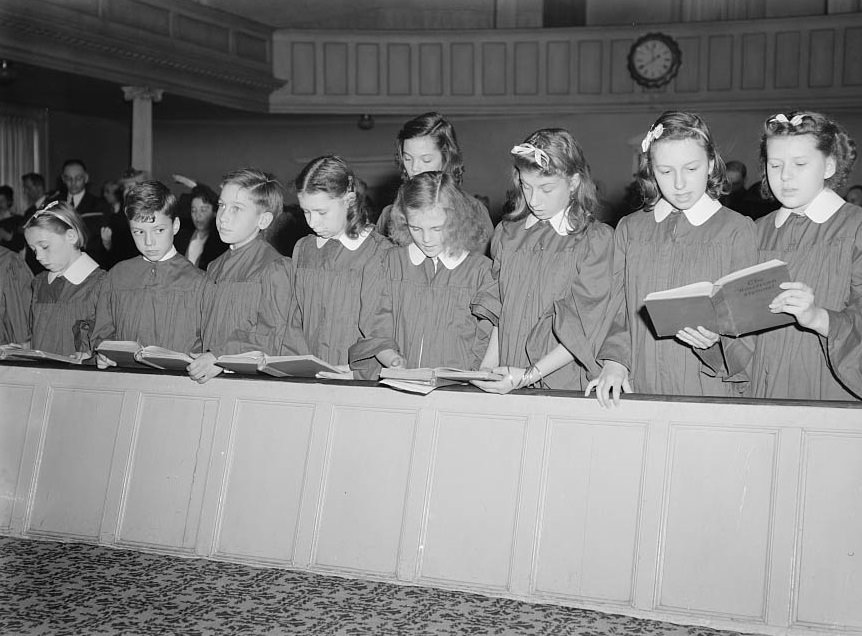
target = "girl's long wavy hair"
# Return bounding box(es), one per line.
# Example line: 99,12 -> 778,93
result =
389,172 -> 489,255
636,111 -> 727,212
759,110 -> 858,198
294,155 -> 372,240
505,128 -> 598,237
395,112 -> 464,186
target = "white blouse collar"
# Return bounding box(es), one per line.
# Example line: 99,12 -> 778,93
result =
774,188 -> 844,228
143,246 -> 178,263
653,193 -> 721,227
48,252 -> 99,284
316,228 -> 371,251
524,207 -> 573,236
408,242 -> 468,269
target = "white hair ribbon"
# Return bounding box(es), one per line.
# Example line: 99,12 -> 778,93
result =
640,123 -> 664,153
770,113 -> 804,126
511,143 -> 551,170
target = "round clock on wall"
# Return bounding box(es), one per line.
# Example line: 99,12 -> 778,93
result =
627,32 -> 682,88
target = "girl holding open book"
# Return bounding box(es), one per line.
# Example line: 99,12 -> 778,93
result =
752,111 -> 861,400
286,155 -> 391,374
471,128 -> 614,394
349,171 -> 495,379
588,111 -> 757,406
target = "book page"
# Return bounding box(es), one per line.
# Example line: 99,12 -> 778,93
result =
714,259 -> 787,287
643,281 -> 714,301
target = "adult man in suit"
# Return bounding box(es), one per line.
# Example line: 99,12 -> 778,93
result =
21,172 -> 48,219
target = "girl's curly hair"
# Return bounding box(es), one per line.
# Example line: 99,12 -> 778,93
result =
395,112 -> 464,186
294,155 -> 372,239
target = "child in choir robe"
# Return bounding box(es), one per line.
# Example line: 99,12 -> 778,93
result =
286,155 -> 391,371
187,168 -> 295,384
92,181 -> 207,366
471,128 -> 614,394
0,245 -> 33,345
588,111 -> 757,407
752,111 -> 861,400
376,112 -> 494,247
23,202 -> 105,356
349,171 -> 495,379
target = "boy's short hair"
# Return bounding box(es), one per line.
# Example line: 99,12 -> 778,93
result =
221,167 -> 284,217
124,180 -> 178,222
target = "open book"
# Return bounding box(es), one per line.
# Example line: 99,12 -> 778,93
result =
643,259 -> 795,337
379,367 -> 503,394
215,352 -> 341,378
96,340 -> 193,371
0,345 -> 83,365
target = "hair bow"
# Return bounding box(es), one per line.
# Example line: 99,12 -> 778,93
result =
641,124 -> 664,153
511,143 -> 551,170
770,113 -> 804,126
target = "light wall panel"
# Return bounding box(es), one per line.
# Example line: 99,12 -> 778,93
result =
0,385 -> 33,530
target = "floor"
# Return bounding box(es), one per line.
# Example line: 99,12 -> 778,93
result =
0,536 -> 754,635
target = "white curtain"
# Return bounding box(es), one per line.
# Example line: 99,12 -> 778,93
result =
0,114 -> 41,214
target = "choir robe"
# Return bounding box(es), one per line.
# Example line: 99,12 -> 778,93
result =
31,257 -> 105,356
92,252 -> 207,353
350,244 -> 497,378
474,214 -> 614,391
598,201 -> 757,397
0,246 -> 33,345
287,230 -> 391,366
201,237 -> 294,357
752,196 -> 862,400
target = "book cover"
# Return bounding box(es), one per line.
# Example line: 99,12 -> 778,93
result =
380,367 -> 503,383
1,347 -> 84,365
643,259 -> 794,338
96,340 -> 148,368
136,346 -> 193,372
379,378 -> 461,394
215,352 -> 265,374
259,355 -> 341,378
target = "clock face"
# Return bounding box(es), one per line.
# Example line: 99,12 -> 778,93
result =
628,33 -> 681,88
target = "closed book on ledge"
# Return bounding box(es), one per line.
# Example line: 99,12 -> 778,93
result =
0,346 -> 83,365
215,352 -> 340,378
96,341 -> 193,371
643,259 -> 795,338
378,367 -> 503,393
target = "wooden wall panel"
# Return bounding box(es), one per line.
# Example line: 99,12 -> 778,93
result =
657,425 -> 778,620
214,400 -> 315,564
577,40 -> 603,94
514,41 -> 540,95
808,30 -> 835,87
546,40 -> 571,94
707,35 -> 734,90
117,395 -> 215,551
610,39 -> 634,94
313,406 -> 417,576
174,14 -> 229,52
418,412 -> 527,590
28,388 -> 124,540
291,42 -> 316,95
356,43 -> 380,95
843,26 -> 862,84
741,33 -> 767,89
674,36 -> 701,92
450,43 -> 475,96
532,418 -> 646,604
775,31 -> 802,88
794,433 -> 862,630
324,42 -> 348,95
482,42 -> 507,95
419,43 -> 444,96
388,44 -> 412,95
0,385 -> 33,530
234,31 -> 269,63
106,0 -> 170,35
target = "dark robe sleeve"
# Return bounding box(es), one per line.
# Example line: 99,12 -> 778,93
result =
552,222 -> 615,380
470,226 -> 503,324
1,251 -> 33,345
596,220 -> 632,371
349,252 -> 398,380
91,269 -> 117,349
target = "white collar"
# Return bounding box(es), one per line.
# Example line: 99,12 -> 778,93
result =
408,242 -> 468,270
48,252 -> 99,284
774,188 -> 845,228
524,207 -> 573,236
653,193 -> 721,226
70,191 -> 85,206
142,246 -> 177,263
316,228 -> 371,251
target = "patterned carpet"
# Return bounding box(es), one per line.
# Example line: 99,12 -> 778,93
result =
0,536 -> 752,636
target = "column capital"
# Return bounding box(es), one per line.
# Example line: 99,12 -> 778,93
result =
121,86 -> 164,103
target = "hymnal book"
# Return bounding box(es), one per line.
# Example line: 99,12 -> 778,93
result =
96,341 -> 193,371
379,367 -> 503,394
643,259 -> 795,338
215,353 -> 341,378
0,346 -> 83,365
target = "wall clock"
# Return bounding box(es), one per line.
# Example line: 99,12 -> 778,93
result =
627,32 -> 682,88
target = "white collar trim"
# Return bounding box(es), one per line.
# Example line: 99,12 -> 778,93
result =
653,193 -> 721,227
316,228 -> 371,251
524,207 -> 573,236
48,252 -> 99,284
408,242 -> 468,269
142,246 -> 178,263
775,188 -> 844,228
